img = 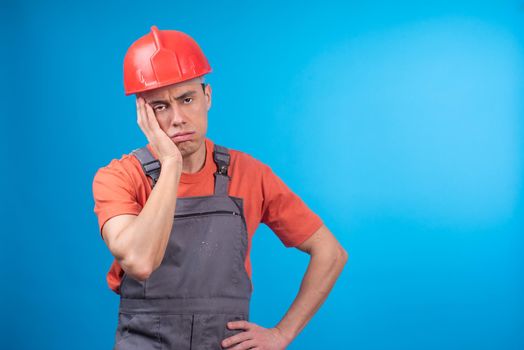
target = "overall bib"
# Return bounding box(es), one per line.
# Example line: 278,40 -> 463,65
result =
113,144 -> 253,350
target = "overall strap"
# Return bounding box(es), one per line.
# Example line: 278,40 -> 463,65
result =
131,144 -> 230,193
213,144 -> 231,196
131,147 -> 161,188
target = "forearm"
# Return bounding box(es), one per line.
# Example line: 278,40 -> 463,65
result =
117,160 -> 182,277
275,248 -> 348,343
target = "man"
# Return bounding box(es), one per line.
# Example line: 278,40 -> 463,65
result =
92,25 -> 348,350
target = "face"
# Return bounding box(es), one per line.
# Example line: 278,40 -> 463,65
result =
138,77 -> 212,157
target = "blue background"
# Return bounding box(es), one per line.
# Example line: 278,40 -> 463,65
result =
2,1 -> 523,349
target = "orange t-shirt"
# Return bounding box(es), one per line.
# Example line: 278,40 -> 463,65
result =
92,137 -> 323,294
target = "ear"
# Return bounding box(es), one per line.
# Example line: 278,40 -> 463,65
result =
205,84 -> 212,111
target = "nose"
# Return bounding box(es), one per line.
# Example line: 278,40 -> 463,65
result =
169,103 -> 186,125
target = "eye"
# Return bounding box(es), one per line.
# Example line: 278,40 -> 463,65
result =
153,104 -> 167,112
183,97 -> 193,104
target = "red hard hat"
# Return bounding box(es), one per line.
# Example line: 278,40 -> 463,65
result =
123,26 -> 212,95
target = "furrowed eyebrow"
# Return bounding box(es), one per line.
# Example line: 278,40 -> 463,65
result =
174,90 -> 197,100
147,90 -> 197,105
148,99 -> 169,105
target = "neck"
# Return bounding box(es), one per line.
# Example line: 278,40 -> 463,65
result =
182,140 -> 206,173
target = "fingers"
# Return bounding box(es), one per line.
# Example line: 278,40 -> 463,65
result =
136,97 -> 150,140
136,97 -> 162,143
224,339 -> 257,350
144,100 -> 163,134
228,321 -> 252,330
222,331 -> 253,349
136,98 -> 152,132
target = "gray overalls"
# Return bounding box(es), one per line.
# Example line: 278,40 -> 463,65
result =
113,144 -> 253,350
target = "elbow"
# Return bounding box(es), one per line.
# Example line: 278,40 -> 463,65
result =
328,246 -> 348,268
312,244 -> 349,270
130,266 -> 153,282
325,245 -> 349,270
110,235 -> 157,282
339,247 -> 349,269
120,256 -> 154,282
339,247 -> 349,263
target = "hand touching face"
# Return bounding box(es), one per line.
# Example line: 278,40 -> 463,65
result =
138,77 -> 211,159
136,96 -> 183,166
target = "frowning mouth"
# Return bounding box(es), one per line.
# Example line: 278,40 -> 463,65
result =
170,131 -> 196,142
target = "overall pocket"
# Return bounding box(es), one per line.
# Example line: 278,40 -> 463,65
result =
114,313 -> 161,350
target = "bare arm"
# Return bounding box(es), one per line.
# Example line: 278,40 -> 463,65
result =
102,160 -> 181,281
101,96 -> 183,281
221,224 -> 348,349
275,224 -> 349,344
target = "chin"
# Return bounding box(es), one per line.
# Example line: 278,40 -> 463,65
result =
178,137 -> 203,157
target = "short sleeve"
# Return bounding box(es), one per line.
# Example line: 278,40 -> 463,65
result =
92,160 -> 142,239
260,164 -> 323,248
